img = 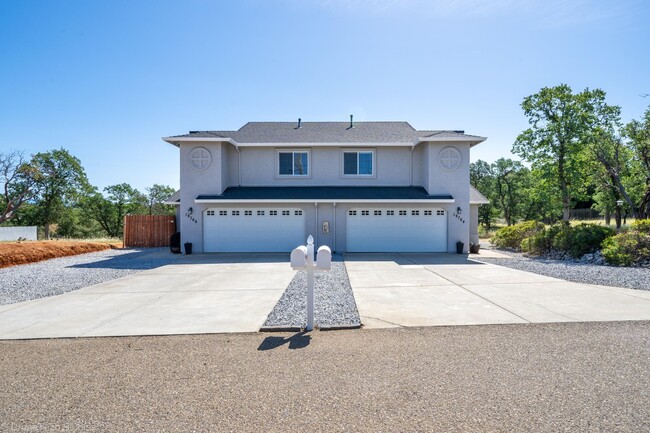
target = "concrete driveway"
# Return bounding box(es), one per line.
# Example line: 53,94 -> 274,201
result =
2,251 -> 650,339
0,254 -> 293,339
345,252 -> 650,328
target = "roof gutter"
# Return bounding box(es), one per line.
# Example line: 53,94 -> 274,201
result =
194,198 -> 455,204
417,136 -> 487,147
162,137 -> 238,147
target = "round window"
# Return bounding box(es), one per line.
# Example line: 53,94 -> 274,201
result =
189,147 -> 212,170
438,146 -> 462,170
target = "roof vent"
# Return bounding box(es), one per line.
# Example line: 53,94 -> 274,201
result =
296,118 -> 301,129
348,114 -> 354,129
454,130 -> 464,134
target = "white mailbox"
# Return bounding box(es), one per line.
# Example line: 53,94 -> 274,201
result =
316,245 -> 332,270
290,235 -> 332,331
290,245 -> 308,270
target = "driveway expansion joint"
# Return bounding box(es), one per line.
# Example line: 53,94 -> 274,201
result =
458,285 -> 532,323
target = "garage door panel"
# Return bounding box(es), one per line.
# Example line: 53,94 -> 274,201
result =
347,208 -> 447,252
204,208 -> 305,252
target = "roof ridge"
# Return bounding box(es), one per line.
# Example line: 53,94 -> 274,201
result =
242,120 -> 412,124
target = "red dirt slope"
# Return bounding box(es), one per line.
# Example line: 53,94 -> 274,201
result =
0,241 -> 120,268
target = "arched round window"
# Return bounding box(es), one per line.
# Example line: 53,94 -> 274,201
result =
189,147 -> 212,170
438,146 -> 462,170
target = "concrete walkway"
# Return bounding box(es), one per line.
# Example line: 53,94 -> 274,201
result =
0,254 -> 293,339
345,253 -> 650,328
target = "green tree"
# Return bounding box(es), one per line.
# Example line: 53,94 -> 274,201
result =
622,106 -> 650,218
470,160 -> 498,228
56,206 -> 104,238
31,149 -> 90,238
492,158 -> 530,226
145,184 -> 176,215
520,168 -> 562,223
84,183 -> 147,237
513,84 -> 615,222
0,151 -> 39,225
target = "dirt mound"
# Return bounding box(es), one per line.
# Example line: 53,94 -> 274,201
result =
0,241 -> 119,268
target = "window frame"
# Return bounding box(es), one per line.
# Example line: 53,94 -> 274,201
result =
276,149 -> 311,178
340,149 -> 376,178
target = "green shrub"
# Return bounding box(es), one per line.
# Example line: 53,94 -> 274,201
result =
520,224 -> 563,255
552,223 -> 614,258
492,221 -> 544,250
521,223 -> 614,258
602,231 -> 650,266
632,219 -> 650,234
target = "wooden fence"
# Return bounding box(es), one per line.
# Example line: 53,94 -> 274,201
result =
123,215 -> 177,248
569,208 -> 601,220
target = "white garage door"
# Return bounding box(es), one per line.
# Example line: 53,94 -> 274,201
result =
204,208 -> 305,252
347,208 -> 447,252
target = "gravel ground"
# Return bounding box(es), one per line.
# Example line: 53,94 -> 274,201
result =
263,254 -> 361,329
475,249 -> 650,291
0,248 -> 179,306
1,322 -> 648,432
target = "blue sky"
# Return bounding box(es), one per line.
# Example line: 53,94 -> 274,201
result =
1,0 -> 649,192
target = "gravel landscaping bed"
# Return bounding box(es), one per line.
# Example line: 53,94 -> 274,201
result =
263,254 -> 361,329
0,248 -> 179,306
475,249 -> 650,291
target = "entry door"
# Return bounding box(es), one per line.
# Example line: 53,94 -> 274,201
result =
346,208 -> 447,252
204,208 -> 305,252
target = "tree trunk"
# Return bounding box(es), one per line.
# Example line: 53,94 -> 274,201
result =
44,223 -> 51,240
605,210 -> 611,226
558,147 -> 570,222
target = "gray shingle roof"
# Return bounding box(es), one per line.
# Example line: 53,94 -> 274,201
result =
167,121 -> 485,144
470,186 -> 490,204
196,186 -> 453,201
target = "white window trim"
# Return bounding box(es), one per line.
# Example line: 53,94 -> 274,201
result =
340,148 -> 376,178
275,149 -> 312,178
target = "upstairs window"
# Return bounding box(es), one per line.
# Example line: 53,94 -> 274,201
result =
343,150 -> 374,176
278,150 -> 309,176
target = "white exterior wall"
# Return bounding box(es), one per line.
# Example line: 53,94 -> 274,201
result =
426,142 -> 471,253
470,204 -> 480,246
411,144 -> 428,188
179,142 -> 225,253
176,140 -> 477,254
239,146 -> 411,186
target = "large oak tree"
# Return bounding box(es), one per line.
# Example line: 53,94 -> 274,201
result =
513,84 -> 617,222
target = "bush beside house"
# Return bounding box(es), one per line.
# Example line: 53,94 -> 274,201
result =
522,223 -> 614,258
491,221 -> 545,250
493,219 -> 650,267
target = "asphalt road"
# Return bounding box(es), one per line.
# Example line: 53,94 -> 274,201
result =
2,322 -> 649,432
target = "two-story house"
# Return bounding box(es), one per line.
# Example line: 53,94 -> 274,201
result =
163,119 -> 487,254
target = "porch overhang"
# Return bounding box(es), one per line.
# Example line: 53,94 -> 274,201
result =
194,186 -> 455,204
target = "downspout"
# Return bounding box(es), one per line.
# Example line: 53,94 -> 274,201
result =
315,202 -> 319,247
333,202 -> 336,252
235,145 -> 242,186
410,144 -> 415,186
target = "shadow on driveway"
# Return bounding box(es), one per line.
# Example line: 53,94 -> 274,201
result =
70,250 -> 291,270
343,252 -> 487,266
69,248 -> 180,270
258,332 -> 311,350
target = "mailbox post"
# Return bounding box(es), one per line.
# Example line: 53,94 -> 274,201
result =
291,235 -> 332,331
